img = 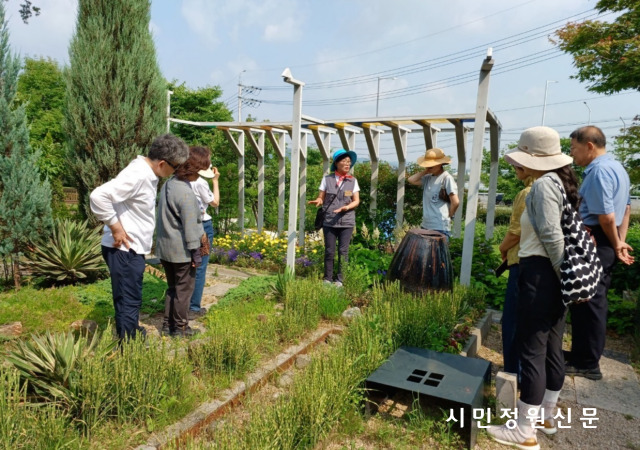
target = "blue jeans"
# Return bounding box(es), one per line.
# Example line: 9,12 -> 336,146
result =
190,219 -> 214,312
102,246 -> 146,340
502,263 -> 520,376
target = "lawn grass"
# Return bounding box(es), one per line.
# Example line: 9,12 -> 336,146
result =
0,272 -> 166,335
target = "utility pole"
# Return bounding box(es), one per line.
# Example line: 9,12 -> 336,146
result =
376,76 -> 396,117
583,101 -> 591,125
541,80 -> 557,126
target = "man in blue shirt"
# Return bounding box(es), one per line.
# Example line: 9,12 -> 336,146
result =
566,126 -> 634,380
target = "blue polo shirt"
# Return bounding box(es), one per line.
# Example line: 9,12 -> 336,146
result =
579,153 -> 630,227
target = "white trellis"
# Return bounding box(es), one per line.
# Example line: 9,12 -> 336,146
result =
167,54 -> 499,283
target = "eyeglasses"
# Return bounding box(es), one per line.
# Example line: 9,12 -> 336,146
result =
164,160 -> 180,171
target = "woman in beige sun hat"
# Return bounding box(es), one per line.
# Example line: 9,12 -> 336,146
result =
487,126 -> 579,450
408,148 -> 459,238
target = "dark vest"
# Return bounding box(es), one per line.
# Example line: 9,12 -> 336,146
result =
323,175 -> 356,228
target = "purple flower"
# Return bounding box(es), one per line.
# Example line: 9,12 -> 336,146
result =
227,249 -> 239,262
249,251 -> 263,260
295,256 -> 314,267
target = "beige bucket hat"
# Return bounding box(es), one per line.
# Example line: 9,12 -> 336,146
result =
417,148 -> 451,168
504,126 -> 573,171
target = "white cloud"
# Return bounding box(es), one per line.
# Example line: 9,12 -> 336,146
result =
263,16 -> 301,43
181,0 -> 304,47
181,0 -> 220,47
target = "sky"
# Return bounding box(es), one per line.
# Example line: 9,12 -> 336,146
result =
5,0 -> 640,167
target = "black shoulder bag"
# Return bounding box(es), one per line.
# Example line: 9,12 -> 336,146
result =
314,178 -> 345,231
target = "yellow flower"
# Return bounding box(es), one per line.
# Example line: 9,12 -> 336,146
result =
262,248 -> 266,253
312,249 -> 317,254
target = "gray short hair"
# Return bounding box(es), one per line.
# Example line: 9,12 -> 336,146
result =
569,126 -> 606,148
148,134 -> 189,165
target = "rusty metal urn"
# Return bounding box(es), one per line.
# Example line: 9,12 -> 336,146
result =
387,228 -> 453,292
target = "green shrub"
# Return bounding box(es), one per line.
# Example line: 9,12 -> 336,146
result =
0,366 -> 74,449
24,218 -> 106,284
449,236 -> 506,309
343,261 -> 372,300
276,279 -> 321,342
317,284 -> 350,320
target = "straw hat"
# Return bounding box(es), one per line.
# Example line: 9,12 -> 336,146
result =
417,148 -> 451,168
198,164 -> 215,178
330,148 -> 357,172
504,126 -> 573,171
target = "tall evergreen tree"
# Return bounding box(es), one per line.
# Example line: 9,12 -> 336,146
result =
65,0 -> 166,220
0,1 -> 52,288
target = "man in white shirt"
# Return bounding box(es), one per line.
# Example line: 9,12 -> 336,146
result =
90,134 -> 189,340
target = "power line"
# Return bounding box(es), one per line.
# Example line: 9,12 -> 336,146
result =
255,0 -> 580,73
254,9 -> 604,91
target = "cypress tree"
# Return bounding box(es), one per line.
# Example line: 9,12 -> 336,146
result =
0,1 -> 52,288
65,0 -> 166,220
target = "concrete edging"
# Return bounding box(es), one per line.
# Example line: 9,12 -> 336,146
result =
460,309 -> 493,358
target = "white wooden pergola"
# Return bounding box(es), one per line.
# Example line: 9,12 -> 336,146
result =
168,53 -> 499,285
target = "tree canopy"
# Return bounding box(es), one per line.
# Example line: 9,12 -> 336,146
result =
554,0 -> 640,94
65,0 -> 166,221
0,1 -> 52,288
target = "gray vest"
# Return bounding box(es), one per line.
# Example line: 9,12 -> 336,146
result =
323,175 -> 356,228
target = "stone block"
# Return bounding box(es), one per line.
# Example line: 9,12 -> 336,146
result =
460,333 -> 478,358
0,321 -> 22,337
295,354 -> 311,369
495,371 -> 518,411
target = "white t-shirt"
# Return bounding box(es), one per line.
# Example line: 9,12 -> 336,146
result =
319,174 -> 360,192
190,177 -> 215,221
90,155 -> 158,255
421,171 -> 457,232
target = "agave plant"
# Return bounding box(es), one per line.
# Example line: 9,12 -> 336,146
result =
24,218 -> 106,283
4,330 -> 113,408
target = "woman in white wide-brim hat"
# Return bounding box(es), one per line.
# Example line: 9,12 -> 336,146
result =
407,148 -> 460,238
487,126 -> 578,450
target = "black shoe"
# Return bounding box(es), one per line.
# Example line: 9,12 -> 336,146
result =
161,325 -> 173,336
188,308 -> 207,319
565,364 -> 603,380
170,326 -> 201,338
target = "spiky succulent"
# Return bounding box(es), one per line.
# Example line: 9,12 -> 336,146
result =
24,218 -> 106,283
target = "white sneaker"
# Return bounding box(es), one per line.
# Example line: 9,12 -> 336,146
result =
333,281 -> 343,287
487,424 -> 540,450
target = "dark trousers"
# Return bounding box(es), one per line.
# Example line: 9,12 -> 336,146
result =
517,256 -> 567,405
322,226 -> 354,283
102,246 -> 146,340
502,263 -> 520,376
568,226 -> 616,370
161,260 -> 196,331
